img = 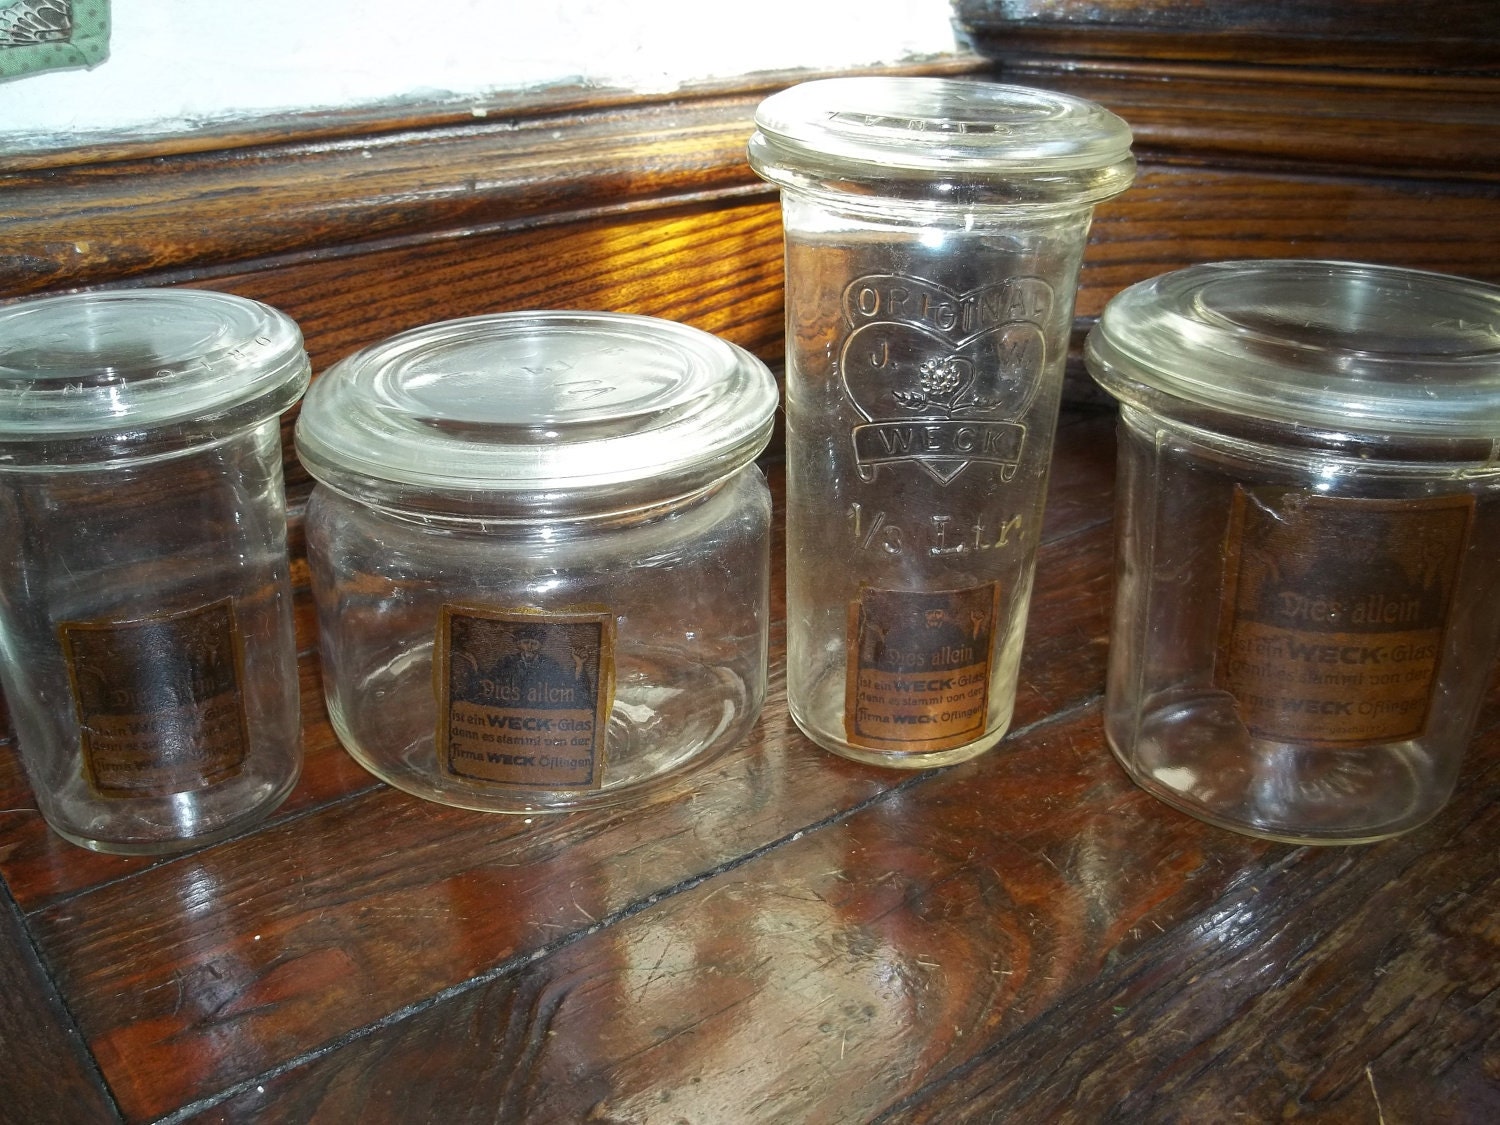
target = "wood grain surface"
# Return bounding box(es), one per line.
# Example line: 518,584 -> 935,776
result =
3,413 -> 1495,1123
0,94 -> 776,298
6,55 -> 1497,509
3,46 -> 1500,1125
0,882 -> 119,1125
999,62 -> 1500,181
954,0 -> 1500,70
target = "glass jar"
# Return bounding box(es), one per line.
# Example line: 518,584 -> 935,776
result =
1087,260 -> 1500,844
748,77 -> 1135,767
0,289 -> 310,854
297,311 -> 778,813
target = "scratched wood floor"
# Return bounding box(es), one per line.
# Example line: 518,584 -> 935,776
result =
1,410 -> 1497,1125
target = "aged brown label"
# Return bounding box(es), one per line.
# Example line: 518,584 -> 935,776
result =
435,606 -> 614,790
845,584 -> 999,752
60,598 -> 250,798
1216,489 -> 1472,746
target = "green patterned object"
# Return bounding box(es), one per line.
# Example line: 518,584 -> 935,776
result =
0,0 -> 109,80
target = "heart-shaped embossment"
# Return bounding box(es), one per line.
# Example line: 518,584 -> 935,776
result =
840,320 -> 1046,423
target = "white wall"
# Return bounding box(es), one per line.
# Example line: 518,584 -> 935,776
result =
0,1 -> 960,151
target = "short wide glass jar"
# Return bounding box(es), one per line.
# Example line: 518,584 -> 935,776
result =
297,311 -> 778,813
0,289 -> 310,854
1087,260 -> 1500,844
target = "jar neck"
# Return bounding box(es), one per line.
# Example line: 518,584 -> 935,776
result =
1120,403 -> 1500,480
314,471 -> 738,533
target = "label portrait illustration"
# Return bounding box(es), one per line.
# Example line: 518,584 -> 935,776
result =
840,274 -> 1053,484
436,606 -> 614,790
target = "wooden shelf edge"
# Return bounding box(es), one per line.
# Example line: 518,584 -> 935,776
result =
0,61 -> 984,301
0,57 -> 986,174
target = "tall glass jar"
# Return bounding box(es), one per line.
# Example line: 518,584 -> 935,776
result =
297,311 -> 778,813
749,77 -> 1135,767
0,289 -> 310,854
1087,260 -> 1500,844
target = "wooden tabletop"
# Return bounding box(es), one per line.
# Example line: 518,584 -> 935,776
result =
2,407 -> 1496,1125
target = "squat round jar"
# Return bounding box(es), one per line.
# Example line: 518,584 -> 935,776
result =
1087,260 -> 1500,844
0,289 -> 309,854
297,311 -> 778,813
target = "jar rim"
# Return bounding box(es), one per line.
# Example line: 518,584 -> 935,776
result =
295,311 -> 779,517
0,288 -> 310,463
748,77 -> 1136,207
1087,260 -> 1500,443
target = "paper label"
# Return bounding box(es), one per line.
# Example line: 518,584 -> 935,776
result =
435,606 -> 614,789
61,598 -> 250,798
845,584 -> 999,752
1216,489 -> 1472,746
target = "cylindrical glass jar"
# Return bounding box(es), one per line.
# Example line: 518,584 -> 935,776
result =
1087,260 -> 1500,844
297,311 -> 778,813
0,289 -> 310,854
749,77 -> 1135,767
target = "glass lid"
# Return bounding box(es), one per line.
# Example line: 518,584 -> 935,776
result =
0,288 -> 310,461
1086,260 -> 1500,441
295,311 -> 780,516
748,77 -> 1135,206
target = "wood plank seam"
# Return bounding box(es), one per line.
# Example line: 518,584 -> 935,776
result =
874,758 -> 1500,1120
97,184 -> 781,298
0,878 -> 124,1122
136,766 -> 952,1123
128,681 -> 1118,1120
4,771 -> 393,921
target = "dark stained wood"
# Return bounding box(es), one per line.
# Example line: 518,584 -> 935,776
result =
59,162 -> 1500,503
0,884 -> 120,1125
891,724 -> 1500,1124
4,35 -> 1500,1125
1000,63 -> 1500,182
0,652 -> 381,913
8,59 -> 1499,345
0,95 -> 776,300
955,0 -> 1500,70
193,637 -> 1483,1123
15,417 -> 1113,1123
5,55 -> 1497,536
197,163 -> 1500,374
194,202 -> 788,378
1077,165 -> 1500,312
182,703 -> 1279,1125
183,157 -> 1500,504
2,414 -> 1497,1123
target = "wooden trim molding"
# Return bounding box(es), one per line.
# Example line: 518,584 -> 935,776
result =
954,0 -> 1500,71
2,35 -> 1499,1122
4,53 -> 1499,429
7,54 -> 1498,322
1,60 -> 988,296
998,61 -> 1500,183
3,92 -> 785,299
